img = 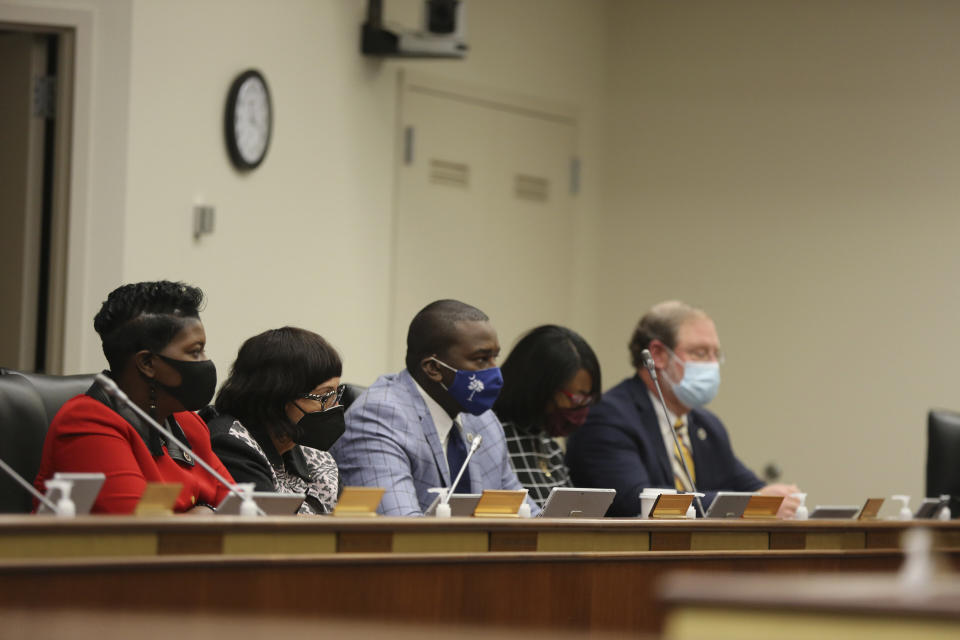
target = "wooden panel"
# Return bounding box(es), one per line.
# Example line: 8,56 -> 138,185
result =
770,532 -> 805,550
0,551 -> 933,635
157,532 -> 222,555
805,532 -> 865,550
934,530 -> 960,550
489,531 -> 538,552
537,531 -> 649,552
337,531 -> 393,553
666,606 -> 959,640
392,531 -> 488,553
650,531 -> 691,551
690,532 -> 768,551
222,532 -> 336,555
0,533 -> 156,558
865,530 -> 899,550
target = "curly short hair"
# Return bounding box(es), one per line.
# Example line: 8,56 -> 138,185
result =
93,281 -> 204,372
628,300 -> 706,368
215,327 -> 342,440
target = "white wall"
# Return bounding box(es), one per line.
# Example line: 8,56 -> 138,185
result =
600,0 -> 960,507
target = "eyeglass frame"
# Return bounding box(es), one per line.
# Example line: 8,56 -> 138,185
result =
664,343 -> 725,366
300,384 -> 346,410
557,389 -> 595,408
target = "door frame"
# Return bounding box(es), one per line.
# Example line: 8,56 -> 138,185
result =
0,4 -> 92,373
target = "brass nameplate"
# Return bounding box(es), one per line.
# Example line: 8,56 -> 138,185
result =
332,486 -> 385,517
741,495 -> 782,519
473,490 -> 526,517
650,493 -> 694,519
858,497 -> 884,520
134,482 -> 182,516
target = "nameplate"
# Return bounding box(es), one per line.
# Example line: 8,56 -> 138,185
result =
858,498 -> 884,520
332,486 -> 385,517
134,482 -> 182,517
650,493 -> 694,519
473,490 -> 527,517
741,495 -> 783,519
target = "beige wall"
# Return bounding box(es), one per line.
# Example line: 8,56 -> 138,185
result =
118,0 -> 607,386
4,0 -> 957,508
601,0 -> 960,507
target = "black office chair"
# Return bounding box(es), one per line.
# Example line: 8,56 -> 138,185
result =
0,369 -> 96,513
926,409 -> 960,519
340,383 -> 367,410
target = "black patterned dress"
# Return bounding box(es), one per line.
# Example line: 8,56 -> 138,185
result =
501,420 -> 571,508
208,414 -> 341,514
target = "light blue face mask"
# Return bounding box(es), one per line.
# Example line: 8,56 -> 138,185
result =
665,351 -> 720,409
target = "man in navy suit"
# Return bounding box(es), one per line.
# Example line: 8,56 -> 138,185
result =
331,299 -> 539,516
566,301 -> 801,518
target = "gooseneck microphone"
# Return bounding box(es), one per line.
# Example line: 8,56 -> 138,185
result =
0,457 -> 60,514
442,433 -> 482,507
95,373 -> 264,516
640,348 -> 706,518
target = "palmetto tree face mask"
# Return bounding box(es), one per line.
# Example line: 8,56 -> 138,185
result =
430,357 -> 504,415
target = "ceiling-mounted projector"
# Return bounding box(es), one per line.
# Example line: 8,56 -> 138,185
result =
362,0 -> 468,59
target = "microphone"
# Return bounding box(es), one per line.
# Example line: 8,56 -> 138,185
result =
442,433 -> 482,507
0,457 -> 61,514
640,348 -> 706,518
94,373 -> 263,516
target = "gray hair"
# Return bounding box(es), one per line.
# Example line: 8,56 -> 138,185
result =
628,300 -> 707,368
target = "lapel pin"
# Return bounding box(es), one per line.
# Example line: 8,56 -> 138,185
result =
697,428 -> 707,441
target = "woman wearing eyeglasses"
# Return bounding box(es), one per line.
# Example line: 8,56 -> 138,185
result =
207,327 -> 345,514
493,325 -> 602,508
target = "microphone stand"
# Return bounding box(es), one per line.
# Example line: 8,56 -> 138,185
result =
641,349 -> 706,518
0,457 -> 60,514
442,433 -> 482,506
95,373 -> 264,516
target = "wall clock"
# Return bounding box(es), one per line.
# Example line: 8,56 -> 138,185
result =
224,69 -> 272,170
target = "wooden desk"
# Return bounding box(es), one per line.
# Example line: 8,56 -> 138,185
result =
1,516 -> 958,633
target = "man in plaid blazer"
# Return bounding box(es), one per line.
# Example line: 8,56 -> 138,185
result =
330,300 -> 539,516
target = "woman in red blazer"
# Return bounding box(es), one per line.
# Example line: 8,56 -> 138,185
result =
34,281 -> 234,514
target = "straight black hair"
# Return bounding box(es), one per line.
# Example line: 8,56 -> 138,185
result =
215,327 -> 342,440
493,325 -> 601,431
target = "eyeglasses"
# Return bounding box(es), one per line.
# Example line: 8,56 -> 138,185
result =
673,346 -> 725,365
558,389 -> 594,408
301,384 -> 346,410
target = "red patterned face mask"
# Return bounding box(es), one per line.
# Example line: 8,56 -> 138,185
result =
544,406 -> 590,438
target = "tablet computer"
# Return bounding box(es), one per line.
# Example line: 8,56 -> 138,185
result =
703,491 -> 754,519
424,493 -> 482,517
37,472 -> 106,515
539,487 -> 616,518
809,505 -> 860,519
914,497 -> 947,519
215,491 -> 305,516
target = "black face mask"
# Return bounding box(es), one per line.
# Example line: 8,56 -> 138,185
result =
154,354 -> 217,412
291,404 -> 346,451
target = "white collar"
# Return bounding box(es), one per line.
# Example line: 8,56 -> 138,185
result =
414,378 -> 460,454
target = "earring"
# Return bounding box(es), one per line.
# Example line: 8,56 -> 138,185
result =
148,381 -> 158,418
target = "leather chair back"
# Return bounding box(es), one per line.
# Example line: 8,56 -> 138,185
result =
0,369 -> 96,513
927,408 -> 960,519
340,383 -> 367,411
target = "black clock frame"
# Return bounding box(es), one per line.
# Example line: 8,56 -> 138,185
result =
224,68 -> 272,170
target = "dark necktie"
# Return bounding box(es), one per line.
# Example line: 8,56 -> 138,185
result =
446,424 -> 472,494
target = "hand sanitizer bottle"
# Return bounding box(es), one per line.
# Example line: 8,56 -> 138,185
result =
891,494 -> 912,520
791,492 -> 808,520
46,480 -> 76,518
